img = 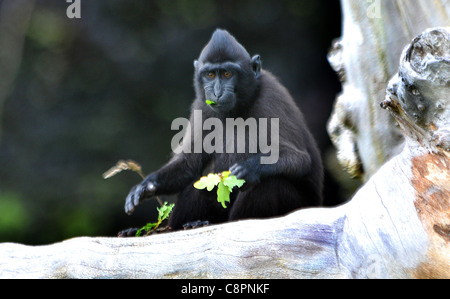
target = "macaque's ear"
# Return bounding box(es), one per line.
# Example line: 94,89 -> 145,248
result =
251,55 -> 261,78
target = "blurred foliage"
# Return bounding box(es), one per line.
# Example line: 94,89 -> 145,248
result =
0,0 -> 348,245
0,191 -> 30,240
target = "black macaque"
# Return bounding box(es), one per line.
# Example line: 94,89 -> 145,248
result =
121,29 -> 323,234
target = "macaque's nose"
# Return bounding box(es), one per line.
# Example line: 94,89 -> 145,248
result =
214,81 -> 222,98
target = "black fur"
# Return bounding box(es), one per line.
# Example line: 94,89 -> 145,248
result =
123,29 -> 323,230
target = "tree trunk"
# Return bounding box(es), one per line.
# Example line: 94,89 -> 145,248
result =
327,0 -> 450,180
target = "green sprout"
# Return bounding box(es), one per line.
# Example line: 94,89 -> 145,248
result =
103,159 -> 173,236
135,202 -> 175,236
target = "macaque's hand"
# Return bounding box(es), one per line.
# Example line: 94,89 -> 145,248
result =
230,161 -> 261,186
124,180 -> 157,215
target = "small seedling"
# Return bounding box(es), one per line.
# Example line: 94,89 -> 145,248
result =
103,159 -> 172,236
135,202 -> 174,236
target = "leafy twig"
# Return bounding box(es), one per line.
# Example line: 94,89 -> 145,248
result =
193,171 -> 245,208
103,159 -> 172,237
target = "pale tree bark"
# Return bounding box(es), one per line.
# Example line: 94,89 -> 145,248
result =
327,0 -> 450,180
0,27 -> 448,279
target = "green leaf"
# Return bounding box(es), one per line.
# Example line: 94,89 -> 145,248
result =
217,181 -> 231,208
221,170 -> 231,178
136,222 -> 158,236
136,202 -> 174,237
193,173 -> 221,191
157,202 -> 175,221
223,175 -> 246,192
193,171 -> 246,210
206,100 -> 217,106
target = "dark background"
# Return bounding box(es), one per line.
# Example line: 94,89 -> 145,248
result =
0,0 -> 354,245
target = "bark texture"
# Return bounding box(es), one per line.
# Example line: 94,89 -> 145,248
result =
327,0 -> 450,180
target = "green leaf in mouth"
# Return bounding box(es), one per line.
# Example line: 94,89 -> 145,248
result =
206,100 -> 217,106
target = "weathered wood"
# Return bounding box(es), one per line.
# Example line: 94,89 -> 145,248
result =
327,0 -> 450,180
0,19 -> 448,280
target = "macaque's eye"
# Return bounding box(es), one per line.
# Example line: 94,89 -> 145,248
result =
207,72 -> 216,79
223,71 -> 232,78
